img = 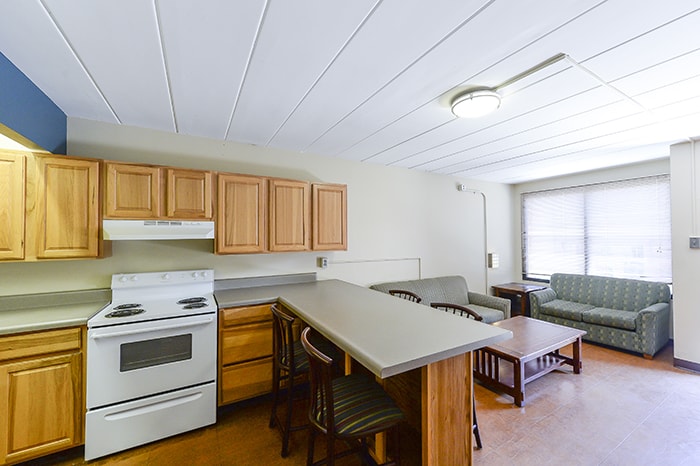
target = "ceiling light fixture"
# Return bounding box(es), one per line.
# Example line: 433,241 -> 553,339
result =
449,53 -> 568,119
451,89 -> 501,118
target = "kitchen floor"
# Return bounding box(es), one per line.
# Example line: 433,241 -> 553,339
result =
23,342 -> 700,466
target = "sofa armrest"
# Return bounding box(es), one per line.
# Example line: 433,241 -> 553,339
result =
529,288 -> 557,319
467,292 -> 511,319
636,303 -> 671,357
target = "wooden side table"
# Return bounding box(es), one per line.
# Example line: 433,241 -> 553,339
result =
492,282 -> 547,317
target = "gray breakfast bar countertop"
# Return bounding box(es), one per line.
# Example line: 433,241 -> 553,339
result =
215,279 -> 512,378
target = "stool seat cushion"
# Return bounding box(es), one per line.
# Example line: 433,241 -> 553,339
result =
317,374 -> 405,437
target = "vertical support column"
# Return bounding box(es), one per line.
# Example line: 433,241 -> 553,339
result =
422,352 -> 472,466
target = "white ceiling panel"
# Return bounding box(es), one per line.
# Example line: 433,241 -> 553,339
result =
306,0 -> 604,158
581,8 -> 700,82
612,48 -> 700,97
366,66 -> 609,167
413,98 -> 644,173
0,1 -> 699,184
267,0 -> 504,151
43,0 -> 174,131
226,0 -> 380,145
0,0 -> 118,123
158,0 -> 266,139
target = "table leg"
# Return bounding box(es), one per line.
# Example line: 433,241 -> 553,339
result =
573,337 -> 583,374
514,360 -> 525,407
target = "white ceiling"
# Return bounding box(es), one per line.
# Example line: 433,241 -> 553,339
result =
1,1 -> 699,184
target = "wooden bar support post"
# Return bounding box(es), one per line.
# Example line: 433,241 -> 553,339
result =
421,352 -> 473,466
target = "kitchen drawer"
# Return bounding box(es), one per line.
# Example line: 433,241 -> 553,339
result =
220,304 -> 272,327
219,357 -> 272,405
220,321 -> 272,366
0,327 -> 82,362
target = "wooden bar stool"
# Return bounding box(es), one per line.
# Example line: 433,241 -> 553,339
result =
269,303 -> 310,457
301,327 -> 405,466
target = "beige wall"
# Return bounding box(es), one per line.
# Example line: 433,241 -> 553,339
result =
670,140 -> 700,366
0,118 -> 515,296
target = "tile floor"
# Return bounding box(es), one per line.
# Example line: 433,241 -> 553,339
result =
22,342 -> 700,466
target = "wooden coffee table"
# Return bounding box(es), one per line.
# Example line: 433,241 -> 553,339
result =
473,316 -> 586,406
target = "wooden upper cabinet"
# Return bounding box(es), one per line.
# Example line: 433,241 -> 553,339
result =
268,179 -> 310,252
166,168 -> 213,219
0,152 -> 26,260
312,183 -> 347,251
104,162 -> 161,219
104,162 -> 214,220
216,173 -> 266,254
34,156 -> 100,259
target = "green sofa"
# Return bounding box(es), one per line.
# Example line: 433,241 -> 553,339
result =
370,275 -> 510,324
529,273 -> 671,358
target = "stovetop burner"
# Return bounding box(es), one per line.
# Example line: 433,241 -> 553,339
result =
177,297 -> 207,305
182,302 -> 209,310
112,303 -> 142,310
105,308 -> 146,318
89,270 -> 216,328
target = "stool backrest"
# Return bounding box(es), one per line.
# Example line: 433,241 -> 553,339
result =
388,289 -> 422,303
300,327 -> 335,435
271,303 -> 297,371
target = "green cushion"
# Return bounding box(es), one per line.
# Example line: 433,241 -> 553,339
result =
317,374 -> 404,437
582,307 -> 637,331
540,300 -> 594,321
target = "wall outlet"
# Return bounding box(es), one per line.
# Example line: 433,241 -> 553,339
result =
690,237 -> 700,249
317,257 -> 329,269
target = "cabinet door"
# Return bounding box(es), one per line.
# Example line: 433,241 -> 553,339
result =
312,183 -> 347,251
166,168 -> 213,219
0,152 -> 25,260
268,179 -> 310,252
216,174 -> 266,254
104,162 -> 161,218
0,352 -> 82,464
34,156 -> 100,259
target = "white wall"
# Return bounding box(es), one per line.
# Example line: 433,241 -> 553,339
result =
670,140 -> 700,366
0,118 -> 514,296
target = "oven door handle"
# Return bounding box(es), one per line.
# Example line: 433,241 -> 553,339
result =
89,316 -> 214,340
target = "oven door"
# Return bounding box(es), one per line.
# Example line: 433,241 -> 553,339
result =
87,313 -> 217,409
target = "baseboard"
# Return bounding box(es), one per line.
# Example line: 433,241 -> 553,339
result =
673,357 -> 700,374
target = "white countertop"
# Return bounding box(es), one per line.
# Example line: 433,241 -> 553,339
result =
216,279 -> 512,378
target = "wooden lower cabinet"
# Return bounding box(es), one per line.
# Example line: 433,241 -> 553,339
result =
218,304 -> 274,405
220,357 -> 273,405
0,327 -> 84,465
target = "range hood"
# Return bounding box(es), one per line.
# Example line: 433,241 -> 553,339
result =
103,220 -> 215,240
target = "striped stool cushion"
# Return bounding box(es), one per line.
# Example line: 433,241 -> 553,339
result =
315,374 -> 404,436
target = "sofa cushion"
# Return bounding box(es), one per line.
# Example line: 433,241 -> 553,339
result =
539,300 -> 594,321
582,307 -> 637,330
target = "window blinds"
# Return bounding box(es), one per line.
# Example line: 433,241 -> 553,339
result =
521,175 -> 671,283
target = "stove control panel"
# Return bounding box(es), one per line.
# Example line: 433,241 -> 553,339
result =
111,269 -> 215,289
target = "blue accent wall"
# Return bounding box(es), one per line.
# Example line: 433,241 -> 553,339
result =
0,51 -> 66,154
